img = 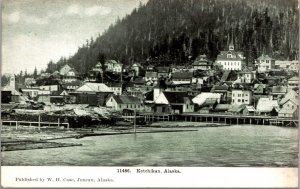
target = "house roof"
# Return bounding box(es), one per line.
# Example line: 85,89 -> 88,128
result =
113,95 -> 141,104
288,76 -> 299,81
59,64 -> 77,75
216,51 -> 243,61
172,72 -> 193,79
163,91 -> 191,104
214,104 -> 230,111
107,83 -> 122,87
192,93 -> 221,106
228,104 -> 246,113
272,86 -> 287,94
256,98 -> 279,112
202,98 -> 218,106
145,72 -> 158,78
245,106 -> 256,112
76,82 -> 112,93
279,98 -> 299,106
254,84 -> 266,89
63,80 -> 82,86
211,85 -> 229,92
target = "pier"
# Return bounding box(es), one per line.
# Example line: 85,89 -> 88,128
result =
1,120 -> 70,130
137,112 -> 298,127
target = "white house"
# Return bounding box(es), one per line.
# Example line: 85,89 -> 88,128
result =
107,83 -> 122,95
231,90 -> 252,105
59,64 -> 78,83
278,98 -> 299,118
105,60 -> 123,73
256,97 -> 279,116
106,95 -> 144,111
256,54 -> 275,73
215,41 -> 245,71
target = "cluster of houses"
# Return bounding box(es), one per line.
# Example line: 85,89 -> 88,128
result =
2,41 -> 299,119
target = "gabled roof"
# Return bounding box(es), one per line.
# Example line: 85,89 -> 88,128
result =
216,51 -> 243,61
214,104 -> 230,111
172,72 -> 193,79
112,95 -> 141,104
288,76 -> 299,81
254,84 -> 266,89
272,86 -> 287,94
59,64 -> 76,75
228,104 -> 246,113
256,98 -> 279,112
163,91 -> 191,104
211,85 -> 229,92
76,82 -> 113,93
192,93 -> 221,106
280,98 -> 299,106
257,54 -> 274,61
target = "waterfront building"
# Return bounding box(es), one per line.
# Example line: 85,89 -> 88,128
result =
278,98 -> 299,119
106,95 -> 144,111
154,91 -> 194,114
256,54 -> 275,73
72,82 -> 113,106
192,92 -> 221,106
231,89 -> 252,105
215,40 -> 244,71
256,97 -> 279,116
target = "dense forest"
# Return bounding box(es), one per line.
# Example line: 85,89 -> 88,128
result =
45,0 -> 299,74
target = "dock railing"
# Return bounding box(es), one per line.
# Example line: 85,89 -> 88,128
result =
1,120 -> 69,130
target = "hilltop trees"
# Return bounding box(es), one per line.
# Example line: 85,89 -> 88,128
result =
49,0 -> 298,71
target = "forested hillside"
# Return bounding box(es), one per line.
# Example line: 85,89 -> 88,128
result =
46,0 -> 299,74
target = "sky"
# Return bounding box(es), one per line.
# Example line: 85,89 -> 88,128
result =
2,0 -> 148,74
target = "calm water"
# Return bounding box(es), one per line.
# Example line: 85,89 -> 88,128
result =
1,125 -> 298,167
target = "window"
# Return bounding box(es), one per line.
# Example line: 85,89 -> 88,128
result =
232,99 -> 235,103
242,99 -> 244,102
238,99 -> 241,102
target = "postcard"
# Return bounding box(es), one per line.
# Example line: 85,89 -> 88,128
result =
1,0 -> 298,188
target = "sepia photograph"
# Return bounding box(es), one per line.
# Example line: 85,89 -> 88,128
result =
0,0 -> 299,188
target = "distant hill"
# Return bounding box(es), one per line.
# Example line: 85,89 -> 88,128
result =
46,0 -> 299,74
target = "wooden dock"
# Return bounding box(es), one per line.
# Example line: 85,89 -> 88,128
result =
137,112 -> 298,127
1,120 -> 70,130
